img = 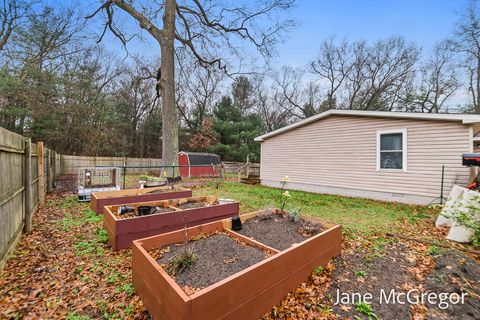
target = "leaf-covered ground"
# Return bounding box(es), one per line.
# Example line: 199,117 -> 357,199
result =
0,192 -> 149,320
0,176 -> 479,319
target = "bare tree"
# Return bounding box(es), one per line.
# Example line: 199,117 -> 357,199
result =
413,41 -> 459,112
352,37 -> 419,110
0,0 -> 33,51
453,0 -> 480,112
310,37 -> 419,111
273,66 -> 321,119
310,37 -> 352,109
11,6 -> 85,71
87,0 -> 295,169
251,75 -> 287,131
175,50 -> 223,132
116,66 -> 157,157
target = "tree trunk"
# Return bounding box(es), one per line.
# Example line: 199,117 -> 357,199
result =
160,0 -> 179,175
476,57 -> 480,113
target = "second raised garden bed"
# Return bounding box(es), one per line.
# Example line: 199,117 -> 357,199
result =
132,210 -> 342,320
103,196 -> 239,251
90,186 -> 192,214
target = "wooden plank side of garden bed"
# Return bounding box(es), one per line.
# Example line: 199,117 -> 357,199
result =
218,245 -> 341,320
189,225 -> 342,320
134,221 -> 225,251
104,200 -> 239,250
132,244 -> 190,320
132,221 -> 342,320
103,220 -> 117,250
91,188 -> 192,214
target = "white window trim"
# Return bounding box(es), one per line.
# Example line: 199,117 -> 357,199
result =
376,128 -> 407,172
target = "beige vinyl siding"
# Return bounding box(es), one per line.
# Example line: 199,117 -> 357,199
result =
260,115 -> 471,200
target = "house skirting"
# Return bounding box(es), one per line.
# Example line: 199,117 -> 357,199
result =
261,179 -> 437,205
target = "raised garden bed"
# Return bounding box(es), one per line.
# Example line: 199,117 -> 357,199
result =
103,196 -> 239,251
235,210 -> 325,250
91,186 -> 192,214
132,211 -> 341,320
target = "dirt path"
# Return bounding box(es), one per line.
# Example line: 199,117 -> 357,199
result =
262,222 -> 480,320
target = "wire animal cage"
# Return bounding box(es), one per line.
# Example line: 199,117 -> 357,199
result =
78,167 -> 121,202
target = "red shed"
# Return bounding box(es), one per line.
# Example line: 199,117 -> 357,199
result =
178,151 -> 222,178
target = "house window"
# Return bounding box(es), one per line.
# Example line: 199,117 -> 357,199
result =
377,129 -> 407,171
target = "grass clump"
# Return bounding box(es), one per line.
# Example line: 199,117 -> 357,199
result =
164,248 -> 197,276
116,283 -> 135,297
107,272 -> 127,284
55,214 -> 81,231
83,209 -> 103,223
66,312 -> 92,320
427,245 -> 441,256
355,302 -> 379,319
355,270 -> 367,278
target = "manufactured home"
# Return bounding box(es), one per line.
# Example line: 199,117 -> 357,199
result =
254,110 -> 480,205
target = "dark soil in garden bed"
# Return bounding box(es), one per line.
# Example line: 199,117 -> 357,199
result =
236,213 -> 324,250
145,188 -> 172,194
156,233 -> 267,291
115,206 -> 174,219
424,250 -> 480,320
175,202 -> 211,210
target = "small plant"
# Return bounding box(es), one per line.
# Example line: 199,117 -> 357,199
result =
74,238 -> 104,256
95,228 -> 109,243
123,304 -> 134,317
314,266 -> 323,275
107,272 -> 127,284
83,209 -> 102,223
116,283 -> 135,297
355,302 -> 379,319
287,208 -> 301,223
280,175 -> 289,191
317,303 -> 332,313
356,270 -> 367,278
165,211 -> 197,275
55,214 -> 82,231
280,190 -> 291,212
278,176 -> 290,208
164,248 -> 197,276
66,312 -> 92,320
427,245 -> 441,256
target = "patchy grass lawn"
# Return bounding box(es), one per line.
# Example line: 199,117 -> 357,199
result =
1,177 -> 478,320
194,181 -> 436,234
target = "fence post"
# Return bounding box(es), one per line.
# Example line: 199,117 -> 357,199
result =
123,157 -> 126,190
37,141 -> 45,207
52,151 -> 57,186
46,149 -> 52,192
24,138 -> 33,233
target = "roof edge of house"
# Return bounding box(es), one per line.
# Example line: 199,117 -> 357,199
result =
254,110 -> 480,142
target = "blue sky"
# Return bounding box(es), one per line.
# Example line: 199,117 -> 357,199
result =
65,0 -> 465,67
275,0 -> 462,67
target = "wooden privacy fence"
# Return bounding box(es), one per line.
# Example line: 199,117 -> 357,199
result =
60,155 -> 163,174
223,161 -> 260,175
0,127 -> 57,269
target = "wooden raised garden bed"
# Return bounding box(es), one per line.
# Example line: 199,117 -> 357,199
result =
103,196 -> 239,251
132,211 -> 342,320
91,186 -> 192,214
